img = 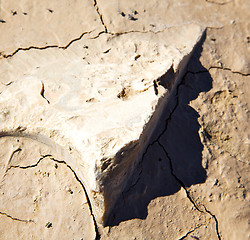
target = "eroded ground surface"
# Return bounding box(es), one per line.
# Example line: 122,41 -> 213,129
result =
0,137 -> 96,240
0,0 -> 249,239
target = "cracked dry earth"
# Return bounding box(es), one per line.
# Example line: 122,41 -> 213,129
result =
0,0 -> 249,240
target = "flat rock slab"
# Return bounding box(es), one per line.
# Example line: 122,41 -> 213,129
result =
0,24 -> 203,224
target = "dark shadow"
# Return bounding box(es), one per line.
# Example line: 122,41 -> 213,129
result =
106,31 -> 213,227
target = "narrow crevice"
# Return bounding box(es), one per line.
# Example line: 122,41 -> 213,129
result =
89,27 -> 174,40
2,31 -> 92,58
49,157 -> 100,240
90,30 -> 106,39
61,30 -> 93,49
178,223 -> 207,240
93,0 -> 107,33
203,205 -> 222,240
108,27 -> 177,37
5,154 -> 52,174
209,66 -> 250,76
40,82 -> 50,104
205,0 -> 232,5
157,141 -> 203,213
3,45 -> 58,58
188,66 -> 249,77
0,211 -> 34,223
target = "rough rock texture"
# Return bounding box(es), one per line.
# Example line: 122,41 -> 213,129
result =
0,0 -> 249,239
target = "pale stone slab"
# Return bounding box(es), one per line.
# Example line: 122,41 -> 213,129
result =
0,24 -> 204,224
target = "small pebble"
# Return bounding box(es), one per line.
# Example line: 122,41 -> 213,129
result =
11,10 -> 17,16
45,222 -> 52,228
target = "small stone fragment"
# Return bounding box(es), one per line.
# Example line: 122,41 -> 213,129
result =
134,54 -> 141,61
45,222 -> 52,228
11,10 -> 17,16
118,10 -> 126,17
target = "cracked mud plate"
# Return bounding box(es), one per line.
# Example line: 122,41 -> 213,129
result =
0,24 -> 204,225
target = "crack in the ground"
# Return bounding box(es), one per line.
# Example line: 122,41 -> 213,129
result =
1,31 -> 92,58
158,141 -> 221,240
90,30 -> 106,39
157,141 -> 202,213
0,211 -> 34,223
209,66 -> 250,76
205,0 -> 233,5
93,0 -> 107,33
188,66 -> 250,77
178,222 -> 208,240
5,154 -> 52,175
108,27 -> 179,37
203,205 -> 222,240
89,27 -> 180,41
49,157 -> 100,240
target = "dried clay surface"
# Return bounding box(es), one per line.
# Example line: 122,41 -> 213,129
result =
0,0 -> 249,239
0,0 -> 204,225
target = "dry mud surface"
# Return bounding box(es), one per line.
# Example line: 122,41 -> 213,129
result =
0,0 -> 249,239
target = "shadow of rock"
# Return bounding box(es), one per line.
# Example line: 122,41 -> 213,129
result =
106,32 -> 213,227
